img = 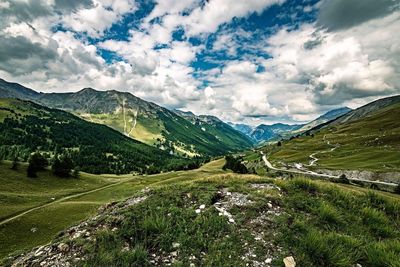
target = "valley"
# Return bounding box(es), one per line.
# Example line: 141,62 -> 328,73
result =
244,95 -> 400,188
1,79 -> 400,266
1,1 -> 400,266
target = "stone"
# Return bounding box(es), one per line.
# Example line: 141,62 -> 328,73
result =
283,256 -> 296,267
172,242 -> 180,248
195,209 -> 201,214
57,243 -> 69,253
265,258 -> 272,264
199,204 -> 206,210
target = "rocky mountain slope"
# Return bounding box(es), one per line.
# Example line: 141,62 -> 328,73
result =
292,107 -> 352,134
228,123 -> 254,137
174,110 -> 254,151
250,123 -> 303,143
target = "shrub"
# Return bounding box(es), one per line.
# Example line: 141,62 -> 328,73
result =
10,157 -> 19,170
72,167 -> 80,179
27,152 -> 48,177
338,174 -> 350,184
223,155 -> 248,174
394,183 -> 400,195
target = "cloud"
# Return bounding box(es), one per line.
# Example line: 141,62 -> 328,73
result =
317,0 -> 400,31
182,0 -> 285,36
0,0 -> 94,29
0,35 -> 58,75
262,11 -> 400,107
1,0 -> 399,126
62,0 -> 136,37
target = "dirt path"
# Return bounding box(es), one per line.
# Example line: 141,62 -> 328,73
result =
307,135 -> 339,167
0,178 -> 134,226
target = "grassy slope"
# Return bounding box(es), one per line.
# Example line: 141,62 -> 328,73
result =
265,103 -> 400,172
1,159 -> 400,266
79,111 -> 164,145
0,159 -> 227,259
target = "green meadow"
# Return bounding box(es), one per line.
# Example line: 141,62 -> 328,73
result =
1,159 -> 400,266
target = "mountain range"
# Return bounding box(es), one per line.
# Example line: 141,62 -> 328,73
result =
229,107 -> 352,143
0,78 -> 252,157
0,77 -> 363,155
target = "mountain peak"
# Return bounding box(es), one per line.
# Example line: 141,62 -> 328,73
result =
78,87 -> 98,93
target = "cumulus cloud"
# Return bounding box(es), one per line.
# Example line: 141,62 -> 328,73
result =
62,0 -> 136,37
0,0 -> 399,126
182,0 -> 285,36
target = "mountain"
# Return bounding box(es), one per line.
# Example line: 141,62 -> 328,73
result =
0,78 -> 39,100
228,123 -> 254,136
292,107 -> 352,134
260,95 -> 400,173
329,95 -> 400,126
250,123 -> 303,143
0,79 -> 252,157
0,98 -> 195,174
174,110 -> 254,150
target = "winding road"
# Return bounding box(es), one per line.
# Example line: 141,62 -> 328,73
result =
260,152 -> 398,188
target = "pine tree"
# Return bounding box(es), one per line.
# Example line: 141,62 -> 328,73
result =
27,152 -> 47,177
52,154 -> 74,177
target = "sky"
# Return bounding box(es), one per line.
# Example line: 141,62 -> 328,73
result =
0,0 -> 399,125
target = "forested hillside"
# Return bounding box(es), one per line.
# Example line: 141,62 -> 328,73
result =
0,99 -> 203,174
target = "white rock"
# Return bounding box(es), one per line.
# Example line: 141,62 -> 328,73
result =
172,242 -> 180,248
195,209 -> 201,214
228,218 -> 235,223
57,243 -> 69,253
283,256 -> 296,267
265,258 -> 272,264
199,204 -> 206,210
